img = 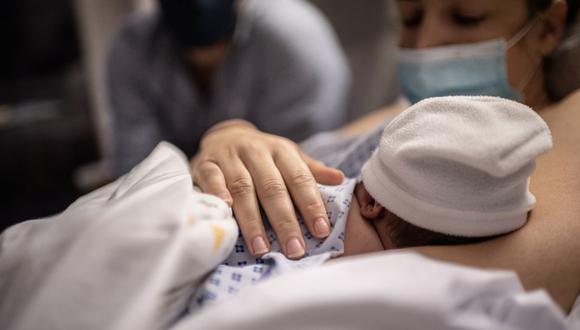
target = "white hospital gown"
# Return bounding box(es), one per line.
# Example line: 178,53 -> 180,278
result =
181,178 -> 357,317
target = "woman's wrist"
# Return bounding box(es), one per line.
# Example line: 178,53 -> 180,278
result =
203,119 -> 257,139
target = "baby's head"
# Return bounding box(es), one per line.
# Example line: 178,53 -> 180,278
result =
358,96 -> 553,249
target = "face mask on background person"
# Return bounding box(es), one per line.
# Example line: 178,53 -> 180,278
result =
397,18 -> 540,104
159,0 -> 237,48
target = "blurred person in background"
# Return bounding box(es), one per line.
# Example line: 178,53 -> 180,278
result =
107,0 -> 350,177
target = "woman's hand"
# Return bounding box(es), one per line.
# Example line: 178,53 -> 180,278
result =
192,120 -> 344,259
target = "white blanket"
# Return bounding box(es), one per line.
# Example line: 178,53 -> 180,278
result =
178,252 -> 570,330
0,143 -> 239,330
0,142 -> 575,330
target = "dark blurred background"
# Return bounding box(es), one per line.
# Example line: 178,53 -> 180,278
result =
0,0 -> 399,232
0,0 -> 98,231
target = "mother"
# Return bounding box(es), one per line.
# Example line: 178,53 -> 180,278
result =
192,0 -> 580,312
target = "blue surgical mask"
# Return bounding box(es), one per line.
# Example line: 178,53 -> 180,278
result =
397,20 -> 539,104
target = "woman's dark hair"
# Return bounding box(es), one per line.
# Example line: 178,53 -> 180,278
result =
527,0 -> 580,100
527,0 -> 580,25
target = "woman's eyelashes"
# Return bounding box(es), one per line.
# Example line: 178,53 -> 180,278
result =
402,10 -> 423,28
401,10 -> 488,29
452,13 -> 487,27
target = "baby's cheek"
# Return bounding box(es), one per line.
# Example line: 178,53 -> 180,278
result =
342,196 -> 385,257
373,217 -> 396,250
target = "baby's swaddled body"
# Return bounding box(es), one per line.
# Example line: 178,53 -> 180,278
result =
183,178 -> 357,315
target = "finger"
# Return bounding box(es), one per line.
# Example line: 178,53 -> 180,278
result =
275,148 -> 331,239
240,150 -> 306,259
301,152 -> 344,185
193,160 -> 233,206
220,157 -> 271,257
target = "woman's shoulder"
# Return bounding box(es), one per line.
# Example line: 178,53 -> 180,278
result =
556,88 -> 580,107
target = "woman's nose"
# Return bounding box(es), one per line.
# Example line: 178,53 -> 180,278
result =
414,15 -> 449,49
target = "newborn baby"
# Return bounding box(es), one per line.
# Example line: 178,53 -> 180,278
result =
183,96 -> 552,318
344,95 -> 553,255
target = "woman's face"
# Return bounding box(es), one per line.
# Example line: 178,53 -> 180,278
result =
398,0 -> 530,48
397,0 -> 565,106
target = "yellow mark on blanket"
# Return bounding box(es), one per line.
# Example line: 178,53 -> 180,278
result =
187,215 -> 197,226
211,224 -> 225,252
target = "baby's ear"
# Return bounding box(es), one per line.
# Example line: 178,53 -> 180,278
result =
356,183 -> 385,220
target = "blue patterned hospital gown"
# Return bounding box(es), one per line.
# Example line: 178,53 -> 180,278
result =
181,119 -> 390,318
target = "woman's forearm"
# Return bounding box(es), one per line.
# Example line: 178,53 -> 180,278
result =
337,104 -> 404,138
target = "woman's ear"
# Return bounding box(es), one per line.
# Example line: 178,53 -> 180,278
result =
535,0 -> 568,56
355,183 -> 385,220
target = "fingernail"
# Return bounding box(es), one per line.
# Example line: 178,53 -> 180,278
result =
314,218 -> 330,237
286,238 -> 305,259
252,236 -> 269,255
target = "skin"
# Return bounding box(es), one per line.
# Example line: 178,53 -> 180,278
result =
182,0 -> 242,98
342,183 -> 395,257
193,126 -> 343,258
184,41 -> 231,98
414,89 -> 580,313
192,0 -> 580,311
397,0 -> 566,109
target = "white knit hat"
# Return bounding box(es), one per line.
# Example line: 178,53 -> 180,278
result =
361,96 -> 553,237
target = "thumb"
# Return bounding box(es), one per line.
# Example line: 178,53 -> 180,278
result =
302,152 -> 344,185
